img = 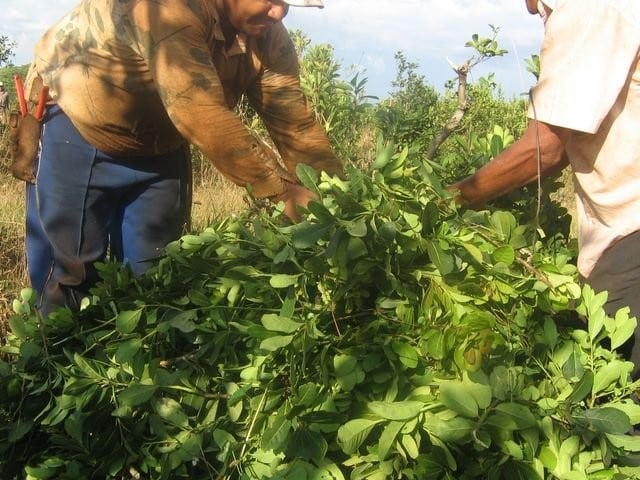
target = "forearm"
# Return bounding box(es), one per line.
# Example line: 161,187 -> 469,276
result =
248,25 -> 342,180
452,121 -> 570,208
251,82 -> 342,179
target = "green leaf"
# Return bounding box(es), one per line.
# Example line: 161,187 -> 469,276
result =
499,439 -> 523,461
334,354 -> 358,376
307,201 -> 334,222
588,308 -> 606,340
538,446 -> 557,470
610,309 -> 637,350
296,163 -> 320,193
489,211 -> 515,241
114,338 -> 142,364
286,428 -> 328,464
297,383 -> 318,407
573,407 -> 631,434
8,316 -> 27,340
279,295 -> 296,318
401,434 -> 420,459
464,378 -> 493,410
334,354 -> 364,392
168,310 -> 198,333
269,274 -> 301,289
260,334 -> 294,351
119,383 -> 157,407
566,370 -> 594,404
373,142 -> 395,169
213,429 -> 236,450
391,341 -> 419,369
495,460 -> 542,480
543,318 -> 559,349
462,243 -> 484,263
261,412 -> 292,452
368,401 -> 423,421
116,309 -> 143,334
345,219 -> 368,237
426,240 -> 454,276
425,413 -> 474,443
24,465 -> 57,479
487,402 -> 537,430
226,383 -> 243,422
8,420 -> 33,442
64,412 -> 84,444
346,236 -> 368,260
492,245 -> 515,265
563,352 -> 585,380
73,353 -> 103,380
403,212 -> 421,231
153,397 -> 190,428
593,360 -> 625,394
337,418 -> 382,454
606,433 -> 640,452
439,381 -> 479,418
292,222 -> 332,249
378,421 -> 404,461
606,401 -> 640,425
261,314 -> 302,334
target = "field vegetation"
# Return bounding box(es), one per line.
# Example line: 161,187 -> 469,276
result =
1,29 -> 632,480
0,29 -> 534,325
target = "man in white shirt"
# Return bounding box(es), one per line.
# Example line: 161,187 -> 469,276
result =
452,0 -> 640,375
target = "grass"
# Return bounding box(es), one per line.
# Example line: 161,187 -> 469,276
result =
190,154 -> 247,231
0,174 -> 27,338
0,127 -> 27,333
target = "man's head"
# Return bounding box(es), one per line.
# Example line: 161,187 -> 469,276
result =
219,0 -> 323,38
0,82 -> 4,90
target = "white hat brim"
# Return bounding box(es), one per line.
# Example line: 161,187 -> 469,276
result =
284,0 -> 324,7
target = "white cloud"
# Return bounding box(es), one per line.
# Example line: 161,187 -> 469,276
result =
3,0 -> 544,98
286,0 -> 545,97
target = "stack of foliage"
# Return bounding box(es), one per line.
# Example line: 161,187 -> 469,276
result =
2,142 -> 640,480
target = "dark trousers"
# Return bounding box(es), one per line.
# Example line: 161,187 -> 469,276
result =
27,106 -> 191,315
586,230 -> 640,379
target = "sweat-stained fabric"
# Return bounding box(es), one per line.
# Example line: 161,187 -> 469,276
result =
24,0 -> 342,198
527,0 -> 640,277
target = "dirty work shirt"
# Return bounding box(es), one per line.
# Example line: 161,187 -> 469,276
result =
528,0 -> 640,277
26,0 -> 341,197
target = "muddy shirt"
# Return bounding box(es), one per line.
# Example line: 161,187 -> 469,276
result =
26,0 -> 341,197
528,0 -> 640,276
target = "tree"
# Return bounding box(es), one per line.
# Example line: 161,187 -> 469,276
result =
0,35 -> 17,67
375,51 -> 446,152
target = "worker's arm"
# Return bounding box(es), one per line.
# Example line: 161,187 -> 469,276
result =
452,120 -> 571,208
246,23 -> 343,181
128,0 -> 292,199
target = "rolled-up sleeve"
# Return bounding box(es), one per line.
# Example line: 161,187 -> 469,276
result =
246,24 -> 343,182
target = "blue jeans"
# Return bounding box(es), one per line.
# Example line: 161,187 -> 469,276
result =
27,106 -> 191,315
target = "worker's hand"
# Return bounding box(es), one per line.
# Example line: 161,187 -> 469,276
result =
269,182 -> 318,223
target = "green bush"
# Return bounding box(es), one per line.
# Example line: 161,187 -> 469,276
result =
1,142 -> 640,479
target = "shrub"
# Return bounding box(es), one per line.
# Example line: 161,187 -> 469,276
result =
1,143 -> 639,479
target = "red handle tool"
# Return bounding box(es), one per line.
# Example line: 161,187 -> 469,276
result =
35,86 -> 50,120
13,74 -> 28,117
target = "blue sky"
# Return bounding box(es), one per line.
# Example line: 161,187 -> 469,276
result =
4,0 -> 545,100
